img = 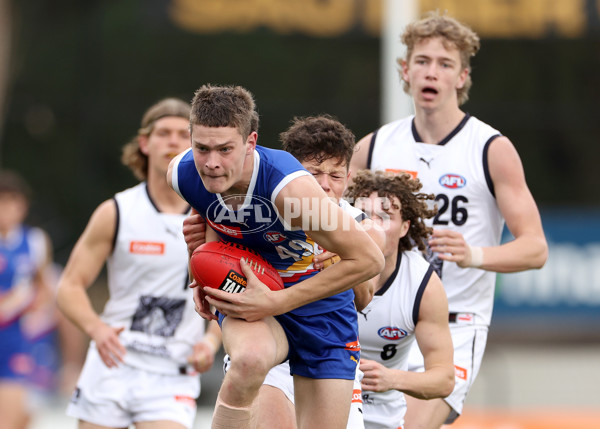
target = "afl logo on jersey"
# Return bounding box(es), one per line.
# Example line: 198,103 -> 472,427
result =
439,174 -> 466,189
264,231 -> 286,244
206,195 -> 279,236
378,326 -> 408,341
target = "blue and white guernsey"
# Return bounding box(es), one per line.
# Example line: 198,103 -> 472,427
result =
172,145 -> 354,316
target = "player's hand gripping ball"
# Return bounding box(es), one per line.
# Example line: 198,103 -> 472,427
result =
190,241 -> 284,295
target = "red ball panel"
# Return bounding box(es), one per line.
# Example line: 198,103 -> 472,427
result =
190,241 -> 284,294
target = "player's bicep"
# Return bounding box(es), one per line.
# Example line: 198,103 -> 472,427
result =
415,273 -> 453,370
60,200 -> 117,289
488,137 -> 544,239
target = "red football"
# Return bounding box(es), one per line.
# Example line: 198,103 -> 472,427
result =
190,241 -> 284,294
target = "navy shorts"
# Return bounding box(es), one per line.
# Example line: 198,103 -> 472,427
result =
277,300 -> 359,380
218,300 -> 360,380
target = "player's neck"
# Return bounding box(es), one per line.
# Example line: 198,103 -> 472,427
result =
146,171 -> 189,214
413,105 -> 465,145
376,252 -> 399,292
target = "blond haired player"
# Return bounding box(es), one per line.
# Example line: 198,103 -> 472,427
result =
350,12 -> 548,428
57,98 -> 220,429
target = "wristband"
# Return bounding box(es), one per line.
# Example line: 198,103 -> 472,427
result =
468,245 -> 484,268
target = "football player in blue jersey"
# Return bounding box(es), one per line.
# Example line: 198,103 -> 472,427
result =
168,85 -> 384,429
0,170 -> 54,429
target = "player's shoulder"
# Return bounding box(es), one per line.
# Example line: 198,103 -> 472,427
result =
404,248 -> 432,270
113,182 -> 150,213
465,114 -> 502,138
380,115 -> 414,133
22,224 -> 49,247
114,182 -> 145,200
169,147 -> 194,177
255,146 -> 309,194
372,115 -> 415,147
256,145 -> 304,172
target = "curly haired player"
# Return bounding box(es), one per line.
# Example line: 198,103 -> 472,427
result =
344,170 -> 454,429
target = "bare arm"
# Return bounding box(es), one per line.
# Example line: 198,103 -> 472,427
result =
187,319 -> 222,373
269,175 -> 383,313
312,217 -> 384,311
485,136 -> 548,271
347,218 -> 384,311
183,208 -> 206,256
360,273 -> 454,399
205,175 -> 384,321
56,200 -> 126,367
428,136 -> 548,273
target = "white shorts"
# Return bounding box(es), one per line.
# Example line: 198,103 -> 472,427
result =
407,319 -> 488,423
224,356 -> 365,429
361,392 -> 406,429
67,347 -> 200,428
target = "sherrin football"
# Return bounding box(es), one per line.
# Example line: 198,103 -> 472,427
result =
190,241 -> 284,294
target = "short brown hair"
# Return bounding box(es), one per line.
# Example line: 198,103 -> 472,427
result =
280,115 -> 355,169
399,11 -> 480,106
345,170 -> 436,252
121,98 -> 191,181
190,84 -> 259,139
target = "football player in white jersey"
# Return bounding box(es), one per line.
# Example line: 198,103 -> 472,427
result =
345,169 -> 454,429
182,115 -> 385,429
349,12 -> 548,428
57,98 -> 221,429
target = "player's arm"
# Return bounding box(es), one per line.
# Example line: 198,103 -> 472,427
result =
28,229 -> 55,312
429,136 -> 548,272
348,133 -> 374,183
188,319 -> 222,373
189,224 -> 220,321
272,175 -> 384,313
360,273 -> 454,399
56,200 -> 126,367
485,136 -> 548,271
350,218 -> 384,311
312,217 -> 384,311
204,175 -> 384,321
183,208 -> 206,256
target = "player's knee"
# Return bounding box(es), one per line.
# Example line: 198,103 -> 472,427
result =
227,350 -> 272,382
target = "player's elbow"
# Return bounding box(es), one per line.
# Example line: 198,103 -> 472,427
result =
363,248 -> 384,280
353,279 -> 376,312
421,368 -> 455,400
438,372 -> 455,398
55,284 -> 69,315
530,237 -> 549,269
